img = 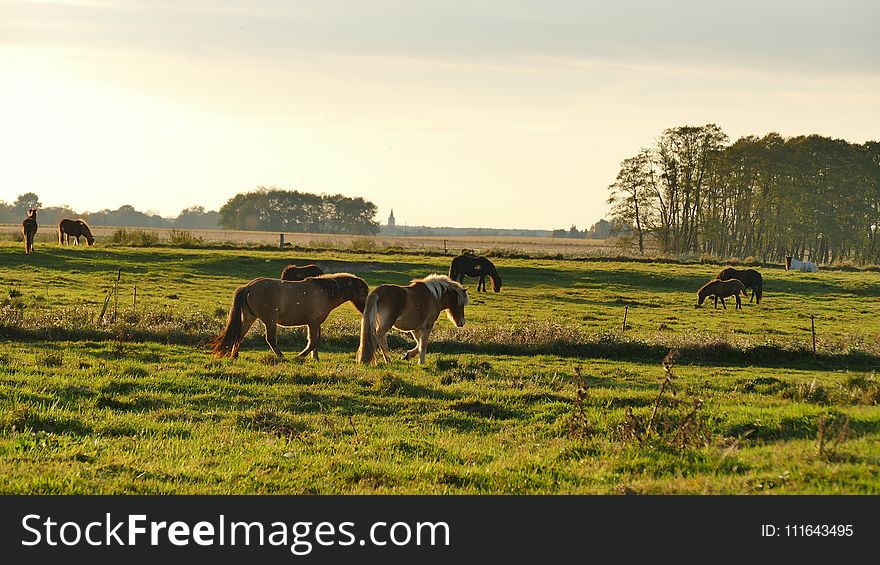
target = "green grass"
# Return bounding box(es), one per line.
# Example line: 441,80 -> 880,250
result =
1,241 -> 879,493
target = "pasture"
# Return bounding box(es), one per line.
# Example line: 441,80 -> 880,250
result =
1,241 -> 879,493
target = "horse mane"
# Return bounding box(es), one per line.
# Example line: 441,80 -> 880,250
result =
413,274 -> 469,305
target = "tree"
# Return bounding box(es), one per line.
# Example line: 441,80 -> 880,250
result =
608,149 -> 654,253
13,192 -> 41,215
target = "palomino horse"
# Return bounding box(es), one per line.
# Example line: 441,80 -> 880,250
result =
448,253 -> 502,292
357,274 -> 468,365
21,209 -> 38,255
58,218 -> 96,246
697,279 -> 748,309
210,273 -> 368,360
785,256 -> 819,273
717,267 -> 763,304
280,264 -> 324,281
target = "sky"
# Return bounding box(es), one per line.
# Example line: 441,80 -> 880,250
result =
1,1 -> 878,230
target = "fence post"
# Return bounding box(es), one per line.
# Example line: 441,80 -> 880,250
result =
279,233 -> 285,248
811,314 -> 816,355
622,305 -> 628,334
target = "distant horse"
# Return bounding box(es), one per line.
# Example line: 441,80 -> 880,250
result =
697,279 -> 748,309
210,273 -> 369,360
785,256 -> 819,273
357,274 -> 468,365
58,218 -> 95,246
280,264 -> 324,281
448,253 -> 502,292
717,267 -> 763,304
21,209 -> 38,255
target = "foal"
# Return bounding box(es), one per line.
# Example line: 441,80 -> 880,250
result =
697,279 -> 748,309
21,209 -> 38,255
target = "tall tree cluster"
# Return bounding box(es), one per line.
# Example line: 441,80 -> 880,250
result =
608,125 -> 880,263
218,187 -> 380,235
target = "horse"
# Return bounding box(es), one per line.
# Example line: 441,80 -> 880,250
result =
785,256 -> 819,273
697,279 -> 748,309
717,267 -> 763,304
280,264 -> 324,281
448,253 -> 502,292
357,274 -> 468,365
58,218 -> 95,246
209,273 -> 369,360
21,209 -> 38,255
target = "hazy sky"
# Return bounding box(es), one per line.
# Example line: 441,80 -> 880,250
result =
2,1 -> 878,230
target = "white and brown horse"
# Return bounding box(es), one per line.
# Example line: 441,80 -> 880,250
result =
357,274 -> 469,365
210,273 -> 368,360
785,256 -> 819,273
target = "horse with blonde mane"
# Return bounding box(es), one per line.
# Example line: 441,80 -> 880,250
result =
21,209 -> 38,255
210,273 -> 368,360
697,279 -> 748,309
357,274 -> 469,365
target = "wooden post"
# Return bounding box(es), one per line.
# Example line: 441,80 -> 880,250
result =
133,285 -> 137,310
811,314 -> 816,355
622,305 -> 628,334
279,233 -> 285,248
112,268 -> 121,323
444,239 -> 448,254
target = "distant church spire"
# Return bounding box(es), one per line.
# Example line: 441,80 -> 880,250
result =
387,208 -> 396,227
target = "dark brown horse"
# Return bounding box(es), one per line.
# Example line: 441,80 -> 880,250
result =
280,264 -> 324,281
448,253 -> 501,292
697,279 -> 748,309
58,218 -> 95,246
210,273 -> 369,360
357,274 -> 468,365
717,267 -> 763,304
21,209 -> 38,255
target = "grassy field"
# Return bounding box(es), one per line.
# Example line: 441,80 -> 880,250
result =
1,241 -> 879,493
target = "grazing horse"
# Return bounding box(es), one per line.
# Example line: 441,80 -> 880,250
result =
21,209 -> 38,255
448,253 -> 502,292
785,256 -> 819,273
280,264 -> 324,281
697,279 -> 748,309
58,218 -> 95,246
357,274 -> 469,365
717,267 -> 763,304
210,273 -> 369,360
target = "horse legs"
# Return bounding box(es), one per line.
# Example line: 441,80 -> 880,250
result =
735,295 -> 742,309
298,321 -> 321,360
720,296 -> 727,309
749,289 -> 755,303
403,329 -> 422,360
231,309 -> 259,359
478,276 -> 486,292
378,335 -> 392,363
264,320 -> 283,357
417,323 -> 434,365
713,296 -> 718,309
376,317 -> 395,363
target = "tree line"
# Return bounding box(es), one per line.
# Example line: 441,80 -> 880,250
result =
218,187 -> 379,235
1,188 -> 381,235
608,125 -> 880,263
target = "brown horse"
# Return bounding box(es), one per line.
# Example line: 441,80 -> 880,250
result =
448,253 -> 501,292
210,273 -> 369,360
58,218 -> 96,246
357,274 -> 468,365
697,279 -> 748,309
280,264 -> 324,281
21,209 -> 38,255
717,267 -> 763,303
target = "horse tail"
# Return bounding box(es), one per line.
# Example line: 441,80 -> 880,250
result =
356,292 -> 380,365
209,286 -> 250,357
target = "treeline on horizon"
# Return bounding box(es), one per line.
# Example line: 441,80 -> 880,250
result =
608,124 -> 880,263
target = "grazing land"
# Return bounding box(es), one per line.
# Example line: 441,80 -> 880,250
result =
1,241 -> 879,493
